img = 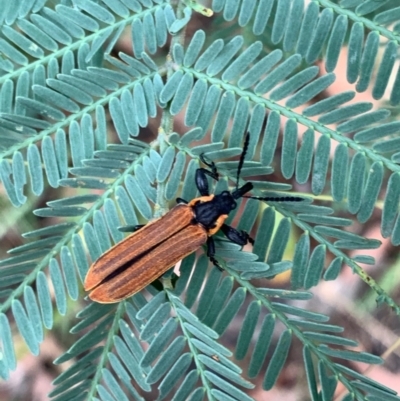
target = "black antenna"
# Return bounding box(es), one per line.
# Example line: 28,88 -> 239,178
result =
234,132 -> 303,203
236,132 -> 250,191
243,195 -> 304,202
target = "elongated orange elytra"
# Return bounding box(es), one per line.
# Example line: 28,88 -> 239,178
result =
85,204 -> 207,303
84,134 -> 302,303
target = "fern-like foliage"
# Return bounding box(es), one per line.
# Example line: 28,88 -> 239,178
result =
1,1 -> 400,401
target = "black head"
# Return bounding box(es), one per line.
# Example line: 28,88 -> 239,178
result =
207,136 -> 255,216
215,190 -> 237,214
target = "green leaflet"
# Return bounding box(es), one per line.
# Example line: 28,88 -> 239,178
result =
207,35 -> 243,77
140,302 -> 171,341
196,267 -> 223,320
206,372 -> 254,401
185,79 -> 208,126
325,15 -> 348,72
311,134 -> 330,195
158,353 -> 193,399
211,91 -> 236,142
12,300 -> 39,355
146,336 -> 186,384
356,31 -> 379,93
306,8 -> 333,64
347,152 -> 366,214
222,41 -> 262,82
291,233 -> 310,289
235,301 -> 260,360
24,286 -> 43,343
347,22 -> 364,83
304,346 -> 319,401
319,345 -> 382,364
281,119 -> 298,179
263,330 -> 292,390
297,2 -> 319,56
331,143 -> 349,202
184,255 -> 208,309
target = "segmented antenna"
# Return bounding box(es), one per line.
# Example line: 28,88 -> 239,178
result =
235,133 -> 303,204
243,195 -> 304,202
236,133 -> 250,191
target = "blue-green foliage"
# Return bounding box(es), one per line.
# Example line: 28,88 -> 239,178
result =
1,1 -> 400,401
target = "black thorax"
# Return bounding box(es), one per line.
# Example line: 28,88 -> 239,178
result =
192,191 -> 237,230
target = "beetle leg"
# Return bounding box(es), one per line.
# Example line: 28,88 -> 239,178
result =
200,154 -> 218,175
196,155 -> 219,196
196,168 -> 219,196
220,224 -> 254,245
176,197 -> 188,204
206,236 -> 223,271
118,224 -> 145,233
119,224 -> 146,233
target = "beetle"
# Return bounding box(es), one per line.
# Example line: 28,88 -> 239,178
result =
84,134 -> 302,303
